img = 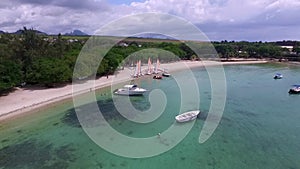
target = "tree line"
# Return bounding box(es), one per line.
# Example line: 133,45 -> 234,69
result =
0,28 -> 299,92
0,28 -> 191,92
213,40 -> 300,60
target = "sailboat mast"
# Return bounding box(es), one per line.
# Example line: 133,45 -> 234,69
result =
138,60 -> 142,76
134,60 -> 139,77
155,58 -> 160,74
147,57 -> 152,74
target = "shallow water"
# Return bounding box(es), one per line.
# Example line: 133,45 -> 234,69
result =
1,63 -> 300,169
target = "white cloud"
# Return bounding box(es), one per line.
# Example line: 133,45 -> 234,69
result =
0,0 -> 112,34
95,13 -> 209,41
126,0 -> 287,23
129,0 -> 217,22
0,0 -> 300,40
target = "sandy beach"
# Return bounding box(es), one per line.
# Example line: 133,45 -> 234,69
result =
0,60 -> 267,121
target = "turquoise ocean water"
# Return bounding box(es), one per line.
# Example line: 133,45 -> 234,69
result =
0,63 -> 300,169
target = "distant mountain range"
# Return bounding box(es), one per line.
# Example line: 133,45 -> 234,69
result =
0,29 -> 89,36
0,29 -> 299,43
13,29 -> 48,35
64,29 -> 88,36
0,29 -> 48,35
0,29 -> 175,40
131,33 -> 176,40
0,29 -> 174,39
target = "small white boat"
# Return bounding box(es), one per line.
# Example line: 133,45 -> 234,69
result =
114,84 -> 147,96
175,110 -> 200,122
162,72 -> 170,77
162,68 -> 170,77
289,85 -> 300,94
274,73 -> 283,79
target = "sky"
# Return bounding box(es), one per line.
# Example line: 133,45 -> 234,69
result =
0,0 -> 300,41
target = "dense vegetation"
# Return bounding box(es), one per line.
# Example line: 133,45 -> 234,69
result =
0,28 -> 300,92
213,40 -> 300,60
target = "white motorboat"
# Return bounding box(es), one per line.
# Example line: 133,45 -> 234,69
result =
162,72 -> 170,77
289,85 -> 300,94
114,84 -> 147,96
175,110 -> 200,122
274,73 -> 283,79
162,68 -> 170,77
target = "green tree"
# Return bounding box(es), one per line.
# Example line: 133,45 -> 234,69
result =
214,44 -> 235,59
17,27 -> 48,78
26,57 -> 71,87
0,59 -> 22,91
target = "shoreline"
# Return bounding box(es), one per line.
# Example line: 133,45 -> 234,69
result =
0,60 -> 268,121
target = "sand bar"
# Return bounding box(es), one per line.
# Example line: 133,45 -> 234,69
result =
0,60 -> 267,121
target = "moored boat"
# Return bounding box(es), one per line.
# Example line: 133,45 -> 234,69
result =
175,110 -> 200,123
153,75 -> 162,79
289,85 -> 300,94
162,72 -> 170,77
132,61 -> 139,78
146,57 -> 153,75
132,60 -> 143,78
114,84 -> 147,96
162,68 -> 170,77
153,59 -> 160,74
274,73 -> 283,79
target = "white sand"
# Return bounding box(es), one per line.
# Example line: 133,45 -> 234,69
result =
0,60 -> 267,121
